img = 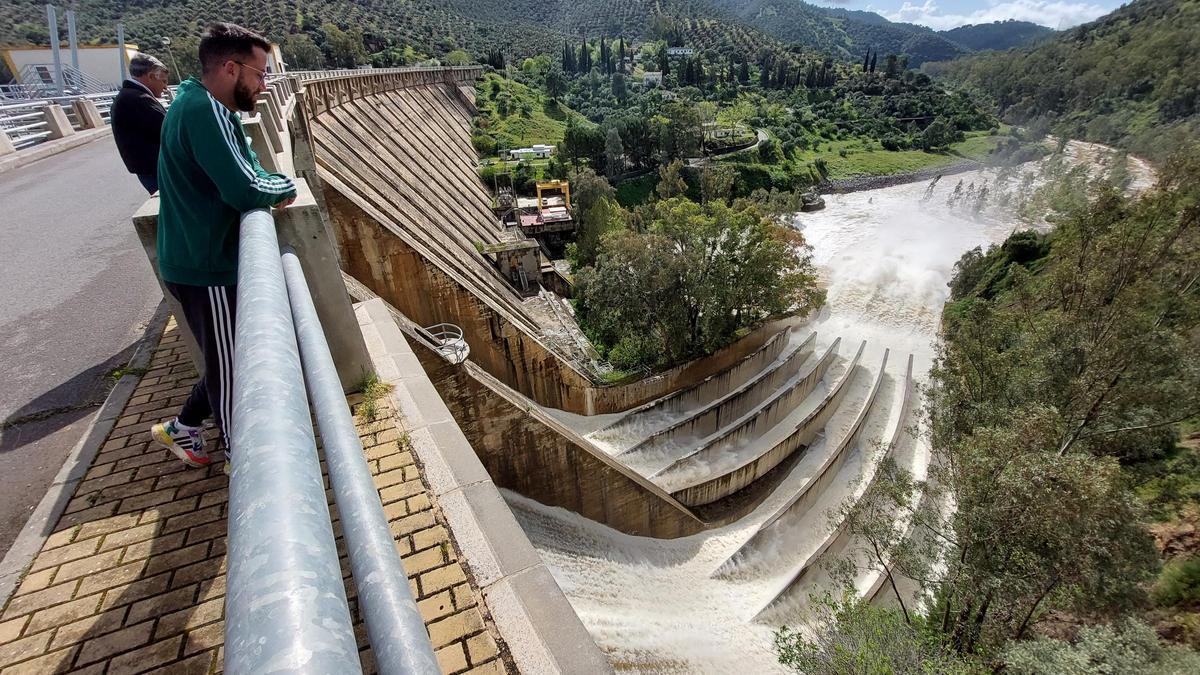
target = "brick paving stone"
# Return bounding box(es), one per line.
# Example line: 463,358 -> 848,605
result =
0,322 -> 514,674
435,642 -> 468,674
0,617 -> 26,644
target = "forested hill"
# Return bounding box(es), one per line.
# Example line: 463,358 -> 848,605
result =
4,0 -> 1052,75
941,20 -> 1054,51
925,0 -> 1200,161
709,2 -> 1053,65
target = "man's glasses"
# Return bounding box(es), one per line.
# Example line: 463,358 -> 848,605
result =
234,61 -> 269,83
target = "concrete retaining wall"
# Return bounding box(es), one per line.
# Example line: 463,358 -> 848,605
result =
671,341 -> 864,507
759,354 -> 913,615
407,347 -> 708,538
607,327 -> 792,438
627,332 -> 815,458
757,347 -> 888,529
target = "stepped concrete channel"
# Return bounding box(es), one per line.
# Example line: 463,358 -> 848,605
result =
293,68 -> 932,672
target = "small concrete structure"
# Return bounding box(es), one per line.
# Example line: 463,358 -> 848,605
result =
0,131 -> 14,156
483,240 -> 542,296
642,71 -> 663,87
40,103 -> 75,139
71,99 -> 105,129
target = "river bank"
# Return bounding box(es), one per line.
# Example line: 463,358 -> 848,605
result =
818,159 -> 983,195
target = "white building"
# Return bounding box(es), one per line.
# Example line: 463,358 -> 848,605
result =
641,71 -> 663,87
666,47 -> 695,56
506,144 -> 555,161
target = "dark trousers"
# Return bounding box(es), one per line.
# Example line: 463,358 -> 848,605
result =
166,282 -> 236,449
137,173 -> 158,194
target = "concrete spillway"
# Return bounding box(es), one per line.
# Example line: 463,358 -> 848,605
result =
312,68 -> 955,667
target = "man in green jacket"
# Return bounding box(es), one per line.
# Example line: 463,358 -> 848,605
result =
150,22 -> 296,470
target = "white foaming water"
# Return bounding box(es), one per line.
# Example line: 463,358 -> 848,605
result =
508,152 -> 1130,672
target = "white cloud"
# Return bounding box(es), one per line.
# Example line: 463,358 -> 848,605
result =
874,0 -> 1111,30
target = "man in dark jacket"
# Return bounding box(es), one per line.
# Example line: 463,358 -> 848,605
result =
110,53 -> 169,193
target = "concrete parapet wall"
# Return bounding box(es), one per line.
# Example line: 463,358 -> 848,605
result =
357,298 -> 613,673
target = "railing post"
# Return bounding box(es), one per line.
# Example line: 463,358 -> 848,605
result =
71,99 -> 104,129
224,209 -> 361,673
41,103 -> 75,139
275,179 -> 372,391
283,251 -> 441,675
242,116 -> 280,173
0,131 -> 14,156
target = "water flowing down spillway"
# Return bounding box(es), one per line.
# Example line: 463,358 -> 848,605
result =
505,148 -> 1154,673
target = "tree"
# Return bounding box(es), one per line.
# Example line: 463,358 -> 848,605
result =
1002,619 -> 1200,674
604,127 -> 624,179
867,151 -> 1200,655
282,33 -> 324,70
562,118 -> 605,168
575,198 -> 822,368
658,101 -> 703,162
569,169 -> 622,269
699,166 -> 735,204
884,53 -> 899,78
545,66 -> 567,101
656,160 -> 688,199
775,593 -> 977,675
611,71 -> 628,102
322,23 -> 367,68
445,49 -> 471,66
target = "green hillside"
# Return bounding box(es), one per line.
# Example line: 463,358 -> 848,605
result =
925,0 -> 1200,161
942,20 -> 1054,52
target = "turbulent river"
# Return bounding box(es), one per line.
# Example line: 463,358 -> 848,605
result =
505,145 -> 1154,673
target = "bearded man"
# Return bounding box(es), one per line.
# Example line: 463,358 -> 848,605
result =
150,22 -> 296,472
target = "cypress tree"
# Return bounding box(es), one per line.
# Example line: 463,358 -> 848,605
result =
869,51 -> 877,73
862,48 -> 870,72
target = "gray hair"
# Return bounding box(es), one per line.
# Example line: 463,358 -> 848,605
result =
129,52 -> 167,78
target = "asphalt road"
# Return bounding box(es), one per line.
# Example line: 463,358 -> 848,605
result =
0,137 -> 162,554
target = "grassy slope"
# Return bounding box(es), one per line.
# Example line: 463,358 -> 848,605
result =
797,130 -> 1012,180
474,73 -> 588,150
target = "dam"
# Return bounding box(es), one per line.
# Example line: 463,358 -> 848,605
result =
289,69 -> 1143,671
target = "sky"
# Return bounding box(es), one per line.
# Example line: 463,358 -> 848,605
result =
808,0 -> 1126,30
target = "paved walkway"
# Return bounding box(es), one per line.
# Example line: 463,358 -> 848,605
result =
0,320 -> 513,674
0,136 -> 161,555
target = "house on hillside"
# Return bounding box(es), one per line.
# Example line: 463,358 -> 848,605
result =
505,144 -> 555,161
642,71 -> 663,88
667,47 -> 695,56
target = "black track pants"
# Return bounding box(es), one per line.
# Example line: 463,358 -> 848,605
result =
165,282 -> 237,447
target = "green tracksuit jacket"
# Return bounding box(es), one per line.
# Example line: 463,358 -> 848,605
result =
157,77 -> 296,286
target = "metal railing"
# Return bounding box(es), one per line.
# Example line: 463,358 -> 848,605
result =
414,322 -> 471,364
226,209 -> 439,674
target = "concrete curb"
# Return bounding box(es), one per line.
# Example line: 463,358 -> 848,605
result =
0,127 -> 113,175
0,300 -> 170,607
355,299 -> 612,674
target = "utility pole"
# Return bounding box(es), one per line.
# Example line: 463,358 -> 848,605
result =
46,4 -> 65,95
117,23 -> 127,82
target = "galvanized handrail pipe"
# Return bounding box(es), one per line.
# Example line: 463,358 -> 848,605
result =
225,209 -> 362,673
282,250 -> 441,675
